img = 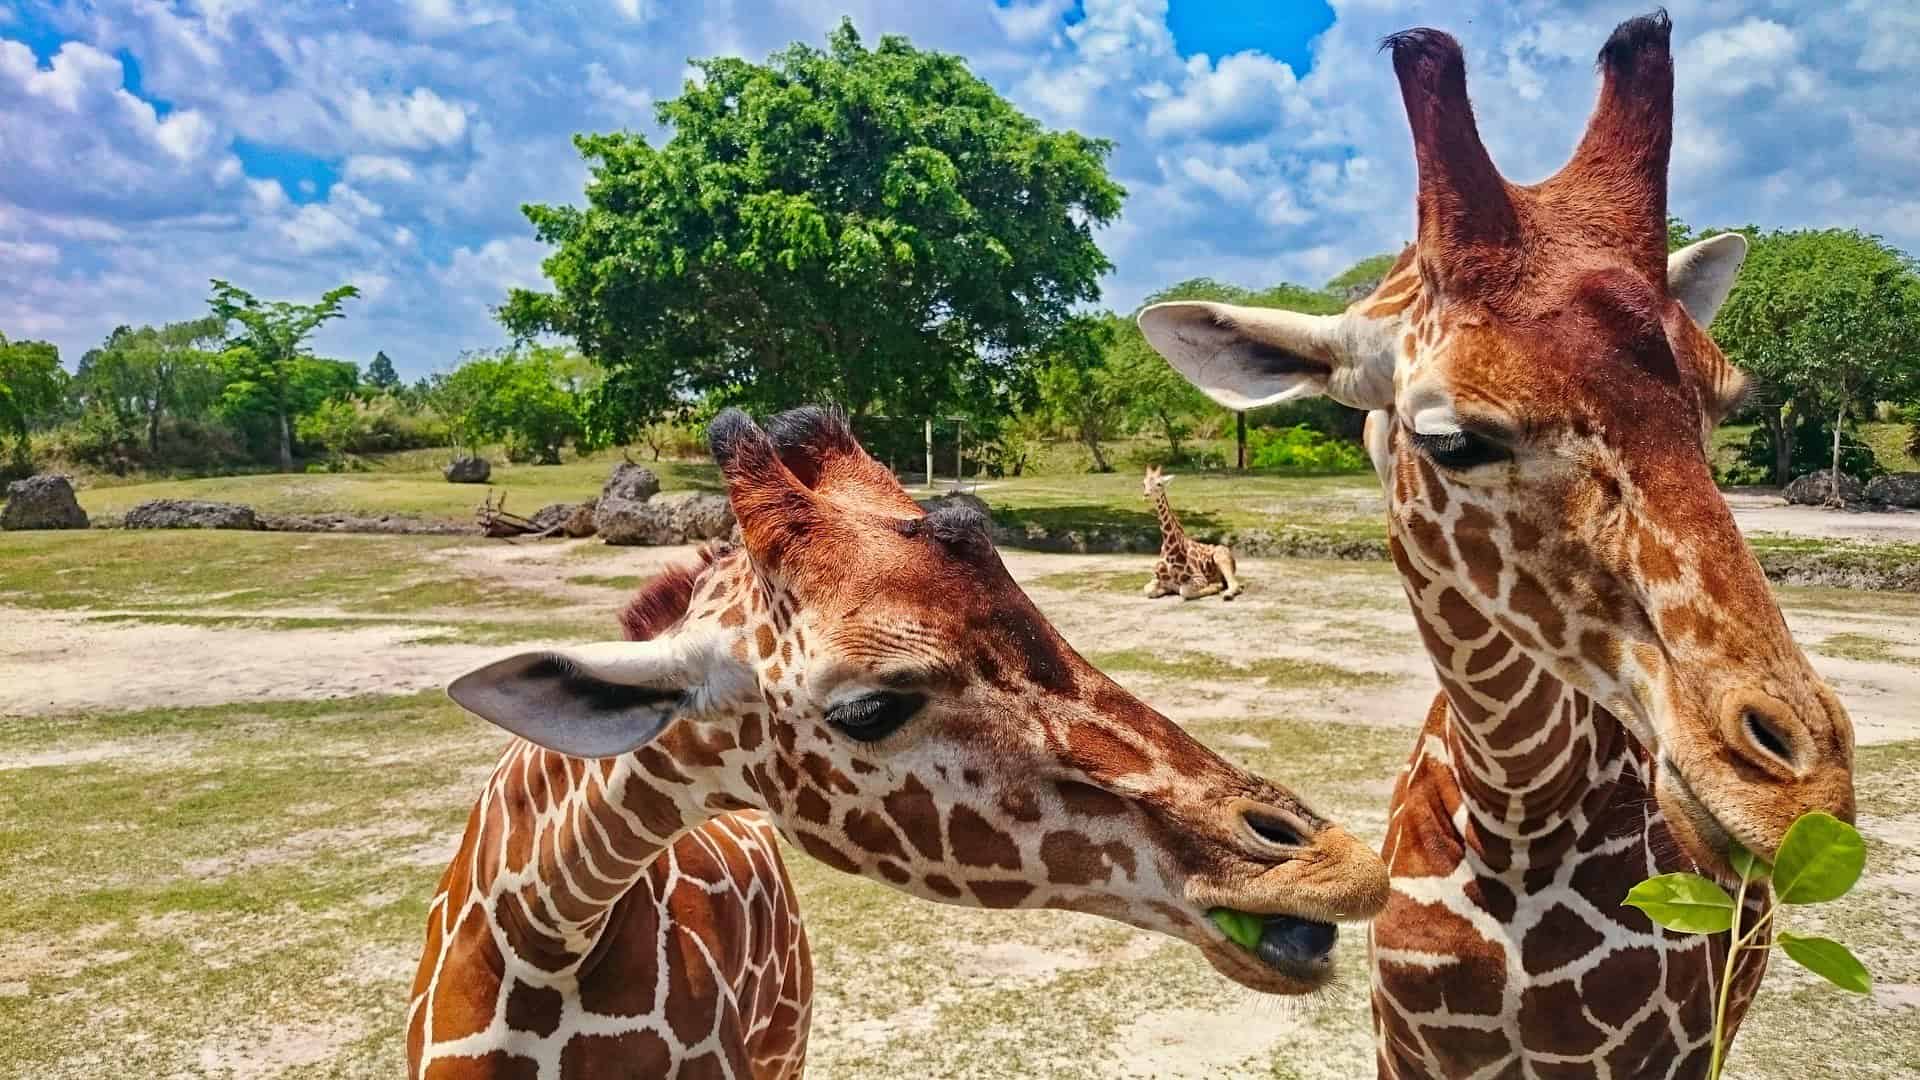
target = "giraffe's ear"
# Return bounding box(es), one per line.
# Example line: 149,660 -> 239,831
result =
1137,302 -> 1393,412
448,638 -> 748,759
1668,233 -> 1746,327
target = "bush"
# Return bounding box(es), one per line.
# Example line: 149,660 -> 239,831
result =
349,395 -> 448,453
1246,425 -> 1369,473
1122,442 -> 1228,471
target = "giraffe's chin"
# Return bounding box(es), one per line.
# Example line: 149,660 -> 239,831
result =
1655,756 -> 1747,883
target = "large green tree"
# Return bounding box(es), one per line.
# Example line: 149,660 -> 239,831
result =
366,350 -> 401,390
209,280 -> 359,470
1709,229 -> 1920,489
73,317 -> 226,456
501,19 -> 1123,439
432,347 -> 592,465
0,333 -> 65,466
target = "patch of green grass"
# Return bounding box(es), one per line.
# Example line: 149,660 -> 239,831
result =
81,611 -> 618,646
1813,632 -> 1920,667
564,573 -> 644,589
1086,648 -> 1394,690
0,530 -> 573,615
61,452 -> 722,524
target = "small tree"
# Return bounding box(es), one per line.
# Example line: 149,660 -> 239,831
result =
433,347 -> 590,465
0,333 -> 66,469
294,398 -> 368,470
1033,318 -> 1123,473
1708,229 -> 1920,490
209,279 -> 359,471
366,351 -> 401,390
73,318 -> 225,457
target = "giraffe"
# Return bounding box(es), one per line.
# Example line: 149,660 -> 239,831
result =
1142,464 -> 1244,600
1135,13 -> 1856,1078
409,406 -> 1391,1079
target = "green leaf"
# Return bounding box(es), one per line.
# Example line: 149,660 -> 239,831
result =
1777,932 -> 1872,993
1623,873 -> 1737,933
1773,812 -> 1866,904
1729,840 -> 1771,881
1208,908 -> 1263,951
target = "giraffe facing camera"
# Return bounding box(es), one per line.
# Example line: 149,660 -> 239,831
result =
1139,10 -> 1856,1077
410,406 -> 1389,1078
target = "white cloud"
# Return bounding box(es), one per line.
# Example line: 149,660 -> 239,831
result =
0,239 -> 59,267
344,155 -> 417,184
344,86 -> 469,150
585,63 -> 652,115
436,235 -> 548,297
1146,51 -> 1305,139
1681,18 -> 1796,97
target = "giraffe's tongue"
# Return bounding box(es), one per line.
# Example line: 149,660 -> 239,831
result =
1209,908 -> 1339,974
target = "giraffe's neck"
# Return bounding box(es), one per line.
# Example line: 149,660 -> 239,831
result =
470,722 -> 745,971
1151,486 -> 1188,559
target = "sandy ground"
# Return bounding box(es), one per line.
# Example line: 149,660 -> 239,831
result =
1725,490 -> 1920,542
5,542 -> 1916,745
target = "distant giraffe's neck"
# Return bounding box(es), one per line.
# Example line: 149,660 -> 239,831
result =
468,722 -> 745,971
1151,485 -> 1188,558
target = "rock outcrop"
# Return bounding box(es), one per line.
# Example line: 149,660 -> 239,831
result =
1,474 -> 88,530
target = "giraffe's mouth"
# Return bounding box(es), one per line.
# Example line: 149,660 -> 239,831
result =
1206,907 -> 1338,985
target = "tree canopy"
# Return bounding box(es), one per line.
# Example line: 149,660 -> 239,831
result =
500,19 -> 1124,440
0,333 -> 65,465
71,317 -> 225,456
367,351 -> 401,390
210,279 -> 360,471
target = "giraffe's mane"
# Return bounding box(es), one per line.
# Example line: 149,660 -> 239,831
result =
618,546 -> 724,642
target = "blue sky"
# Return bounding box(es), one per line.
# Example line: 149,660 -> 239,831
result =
2,1 -> 1916,380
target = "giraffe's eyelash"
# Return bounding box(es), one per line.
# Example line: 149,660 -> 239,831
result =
825,691 -> 926,743
1409,428 -> 1510,470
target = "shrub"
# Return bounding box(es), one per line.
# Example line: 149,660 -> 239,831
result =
1721,412 -> 1883,487
1246,425 -> 1369,473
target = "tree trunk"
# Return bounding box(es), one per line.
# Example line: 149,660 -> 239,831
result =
1082,426 -> 1111,473
277,409 -> 294,472
1828,401 -> 1846,507
146,399 -> 162,458
1236,412 -> 1247,471
1764,406 -> 1788,487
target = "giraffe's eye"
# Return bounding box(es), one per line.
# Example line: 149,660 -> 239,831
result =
826,691 -> 927,743
1410,429 -> 1510,470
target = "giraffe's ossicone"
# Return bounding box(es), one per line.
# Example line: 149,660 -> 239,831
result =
408,407 -> 1390,1079
1138,12 -> 1856,1079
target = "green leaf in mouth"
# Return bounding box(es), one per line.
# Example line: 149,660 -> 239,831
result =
1208,908 -> 1264,951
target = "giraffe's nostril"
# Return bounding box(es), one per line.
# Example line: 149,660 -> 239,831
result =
1743,708 -> 1794,765
1243,810 -> 1305,848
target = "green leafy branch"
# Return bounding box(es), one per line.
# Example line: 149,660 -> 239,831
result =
1624,812 -> 1870,1080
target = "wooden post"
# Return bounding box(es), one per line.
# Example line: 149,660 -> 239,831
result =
925,418 -> 934,488
1236,411 -> 1247,471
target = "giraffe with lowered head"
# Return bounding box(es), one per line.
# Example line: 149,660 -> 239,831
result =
1138,13 -> 1855,1077
409,407 -> 1389,1078
1143,464 -> 1244,600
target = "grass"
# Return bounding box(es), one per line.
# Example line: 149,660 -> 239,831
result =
1813,632 -> 1920,668
56,451 -> 722,524
1086,648 -> 1395,690
0,530 -> 575,615
2,691 -> 1912,1078
80,611 -> 619,647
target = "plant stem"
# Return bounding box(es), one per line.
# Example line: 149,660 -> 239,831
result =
1707,867 -> 1758,1080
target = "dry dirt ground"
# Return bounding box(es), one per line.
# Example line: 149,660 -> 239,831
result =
2,538 -> 1917,1078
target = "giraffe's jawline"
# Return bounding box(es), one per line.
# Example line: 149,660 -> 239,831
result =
1211,908 -> 1339,979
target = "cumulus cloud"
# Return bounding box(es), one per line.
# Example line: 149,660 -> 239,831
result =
0,0 -> 1913,377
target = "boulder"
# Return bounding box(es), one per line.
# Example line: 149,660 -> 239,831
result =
916,491 -> 992,520
444,456 -> 491,484
1,474 -> 88,530
1783,469 -> 1866,507
596,496 -> 678,546
667,492 -> 735,541
123,499 -> 262,530
532,501 -> 599,538
598,492 -> 736,545
600,462 -> 660,504
1865,471 -> 1920,509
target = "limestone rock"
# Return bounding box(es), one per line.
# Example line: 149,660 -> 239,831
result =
1783,469 -> 1865,506
667,492 -> 735,541
600,463 -> 660,504
532,501 -> 599,538
123,499 -> 262,530
1,474 -> 88,530
443,456 -> 491,484
1865,472 -> 1920,509
596,496 -> 677,545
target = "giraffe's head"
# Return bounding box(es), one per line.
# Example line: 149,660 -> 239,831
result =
1143,465 -> 1173,497
1136,13 -> 1852,877
450,407 -> 1387,993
